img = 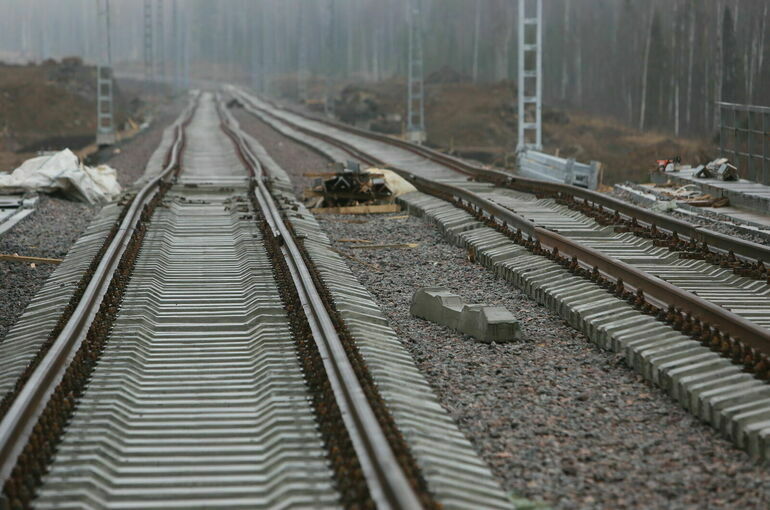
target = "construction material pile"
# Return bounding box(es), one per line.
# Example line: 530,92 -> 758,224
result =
695,158 -> 738,181
652,183 -> 729,208
655,156 -> 739,182
0,149 -> 121,204
304,160 -> 416,214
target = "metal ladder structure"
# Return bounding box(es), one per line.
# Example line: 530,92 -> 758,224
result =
250,21 -> 260,93
517,0 -> 543,151
323,0 -> 335,117
143,0 -> 154,86
297,8 -> 309,102
406,3 -> 426,144
172,0 -> 181,90
96,0 -> 116,147
155,0 -> 165,82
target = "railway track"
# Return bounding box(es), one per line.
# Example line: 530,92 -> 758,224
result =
0,91 -> 517,509
231,86 -> 770,462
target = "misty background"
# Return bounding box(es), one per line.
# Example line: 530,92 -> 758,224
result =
0,0 -> 766,137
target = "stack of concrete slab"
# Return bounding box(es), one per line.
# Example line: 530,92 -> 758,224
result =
652,167 -> 770,216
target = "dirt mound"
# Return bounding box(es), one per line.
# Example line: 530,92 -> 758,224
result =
426,65 -> 470,84
334,85 -> 382,124
328,79 -> 714,184
0,59 -> 131,169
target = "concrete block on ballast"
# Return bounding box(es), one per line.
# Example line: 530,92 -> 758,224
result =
410,287 -> 521,343
410,287 -> 464,330
459,304 -> 522,343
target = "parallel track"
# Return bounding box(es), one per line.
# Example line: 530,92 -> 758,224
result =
229,86 -> 770,462
231,87 -> 770,391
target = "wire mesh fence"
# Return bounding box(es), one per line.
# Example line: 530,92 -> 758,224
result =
718,101 -> 770,185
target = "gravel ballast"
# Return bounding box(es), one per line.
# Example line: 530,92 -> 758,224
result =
0,196 -> 97,341
321,212 -> 770,509
0,102 -> 180,343
111,102 -> 184,188
238,111 -> 770,508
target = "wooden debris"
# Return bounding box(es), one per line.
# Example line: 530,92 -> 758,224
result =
0,253 -> 63,265
304,171 -> 385,179
337,239 -> 374,244
349,243 -> 418,250
330,247 -> 381,272
311,204 -> 401,215
384,214 -> 410,221
712,197 -> 730,208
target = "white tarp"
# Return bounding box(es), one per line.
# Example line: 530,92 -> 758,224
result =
365,167 -> 417,197
0,149 -> 121,204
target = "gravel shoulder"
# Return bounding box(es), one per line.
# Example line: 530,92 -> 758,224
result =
322,212 -> 770,509
111,100 -> 184,188
0,100 -> 181,342
238,111 -> 770,509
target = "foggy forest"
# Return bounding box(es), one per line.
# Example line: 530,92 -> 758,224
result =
0,0 -> 765,138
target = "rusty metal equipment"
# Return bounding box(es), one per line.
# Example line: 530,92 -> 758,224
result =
308,161 -> 393,207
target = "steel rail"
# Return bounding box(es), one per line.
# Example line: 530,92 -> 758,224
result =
234,90 -> 770,358
216,99 -> 423,510
249,91 -> 770,265
0,95 -> 199,483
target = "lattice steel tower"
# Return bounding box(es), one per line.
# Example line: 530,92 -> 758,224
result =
406,3 -> 425,144
172,0 -> 181,90
517,0 -> 543,151
96,0 -> 116,147
297,9 -> 309,102
143,0 -> 154,85
250,24 -> 260,92
323,0 -> 335,117
155,0 -> 165,82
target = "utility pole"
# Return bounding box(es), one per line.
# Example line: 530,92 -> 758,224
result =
406,2 -> 426,144
156,0 -> 165,83
96,0 -> 116,147
517,0 -> 543,151
143,0 -> 154,87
